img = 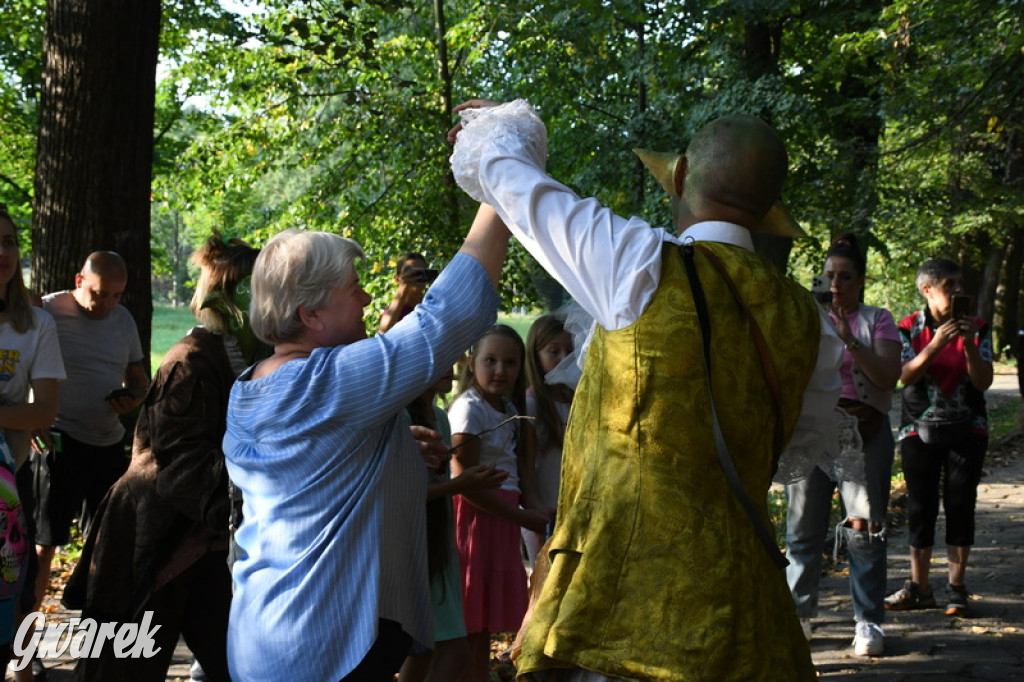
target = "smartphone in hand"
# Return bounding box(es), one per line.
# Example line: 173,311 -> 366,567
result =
104,387 -> 134,401
951,294 -> 971,319
811,275 -> 832,306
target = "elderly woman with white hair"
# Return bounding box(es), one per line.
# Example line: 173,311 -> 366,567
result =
223,205 -> 509,682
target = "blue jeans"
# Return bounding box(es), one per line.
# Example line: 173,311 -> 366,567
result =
785,417 -> 894,624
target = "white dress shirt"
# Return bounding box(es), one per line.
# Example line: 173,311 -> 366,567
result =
451,99 -> 843,483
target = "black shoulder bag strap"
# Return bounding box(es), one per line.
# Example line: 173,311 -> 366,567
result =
680,241 -> 789,569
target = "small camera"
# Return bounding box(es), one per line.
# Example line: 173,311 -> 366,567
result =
811,274 -> 832,306
403,267 -> 438,285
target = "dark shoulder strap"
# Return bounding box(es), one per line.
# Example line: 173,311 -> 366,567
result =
680,242 -> 788,570
694,244 -> 786,471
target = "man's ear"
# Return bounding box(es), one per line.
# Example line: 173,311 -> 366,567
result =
74,272 -> 84,289
674,156 -> 686,198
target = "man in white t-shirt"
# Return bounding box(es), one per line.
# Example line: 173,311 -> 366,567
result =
33,251 -> 149,613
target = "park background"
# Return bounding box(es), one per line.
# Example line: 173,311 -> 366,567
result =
1,0 -> 1023,372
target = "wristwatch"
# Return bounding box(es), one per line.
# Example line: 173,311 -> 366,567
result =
845,337 -> 863,351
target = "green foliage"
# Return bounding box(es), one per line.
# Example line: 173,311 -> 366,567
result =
0,0 -> 44,221
4,0 -> 1024,324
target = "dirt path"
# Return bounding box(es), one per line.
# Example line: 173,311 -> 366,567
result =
809,373 -> 1024,680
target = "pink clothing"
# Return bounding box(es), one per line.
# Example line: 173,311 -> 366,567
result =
454,490 -> 529,633
830,307 -> 899,402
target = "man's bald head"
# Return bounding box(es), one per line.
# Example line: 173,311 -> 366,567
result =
74,251 -> 127,319
679,115 -> 788,228
82,251 -> 127,280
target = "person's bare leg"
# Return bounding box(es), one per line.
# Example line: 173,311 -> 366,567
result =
947,545 -> 971,586
910,546 -> 933,592
425,638 -> 471,682
459,631 -> 490,682
34,544 -> 56,608
17,544 -> 58,681
398,651 -> 432,682
13,613 -> 35,682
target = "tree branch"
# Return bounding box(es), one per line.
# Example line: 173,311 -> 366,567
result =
885,50 -> 1024,158
0,173 -> 32,203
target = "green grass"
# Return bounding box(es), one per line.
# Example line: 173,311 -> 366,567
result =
987,398 -> 1020,439
497,312 -> 538,342
150,305 -> 542,372
151,304 -> 198,372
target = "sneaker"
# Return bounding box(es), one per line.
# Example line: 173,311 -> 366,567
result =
945,584 -> 970,616
853,620 -> 885,656
799,617 -> 812,642
884,580 -> 936,610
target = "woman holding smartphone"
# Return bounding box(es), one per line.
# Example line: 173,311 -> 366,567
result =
785,232 -> 902,657
885,258 -> 993,617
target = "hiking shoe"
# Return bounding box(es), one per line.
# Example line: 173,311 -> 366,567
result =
945,584 -> 970,616
884,580 -> 936,610
799,617 -> 812,642
853,620 -> 884,656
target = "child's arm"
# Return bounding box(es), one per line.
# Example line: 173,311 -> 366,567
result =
427,464 -> 508,501
450,432 -> 548,533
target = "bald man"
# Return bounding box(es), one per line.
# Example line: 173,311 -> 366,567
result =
33,252 -> 148,614
449,101 -> 842,681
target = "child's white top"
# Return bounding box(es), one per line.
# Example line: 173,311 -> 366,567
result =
448,386 -> 520,492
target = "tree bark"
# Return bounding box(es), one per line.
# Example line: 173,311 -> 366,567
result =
30,0 -> 161,369
977,240 -> 1005,332
999,228 -> 1023,359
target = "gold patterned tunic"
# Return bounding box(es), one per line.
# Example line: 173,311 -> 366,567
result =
517,242 -> 820,681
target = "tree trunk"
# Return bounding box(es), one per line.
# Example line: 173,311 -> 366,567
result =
742,17 -> 793,272
30,0 -> 161,369
978,238 -> 1003,352
998,228 -> 1023,359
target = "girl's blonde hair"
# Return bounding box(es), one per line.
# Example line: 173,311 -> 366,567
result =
0,205 -> 35,334
457,324 -> 527,416
525,314 -> 571,448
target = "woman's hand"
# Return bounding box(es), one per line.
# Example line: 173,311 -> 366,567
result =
518,508 -> 550,534
410,425 -> 445,470
446,99 -> 504,143
832,306 -> 853,345
931,319 -> 962,351
956,316 -> 979,340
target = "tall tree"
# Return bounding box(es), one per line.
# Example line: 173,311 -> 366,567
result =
30,0 -> 161,363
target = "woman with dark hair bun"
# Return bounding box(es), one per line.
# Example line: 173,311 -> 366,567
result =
64,232 -> 266,682
784,231 -> 902,657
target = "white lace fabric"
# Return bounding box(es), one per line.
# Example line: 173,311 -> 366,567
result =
775,406 -> 865,485
450,99 -> 548,202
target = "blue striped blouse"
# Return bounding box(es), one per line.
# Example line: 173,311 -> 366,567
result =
223,253 -> 499,681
